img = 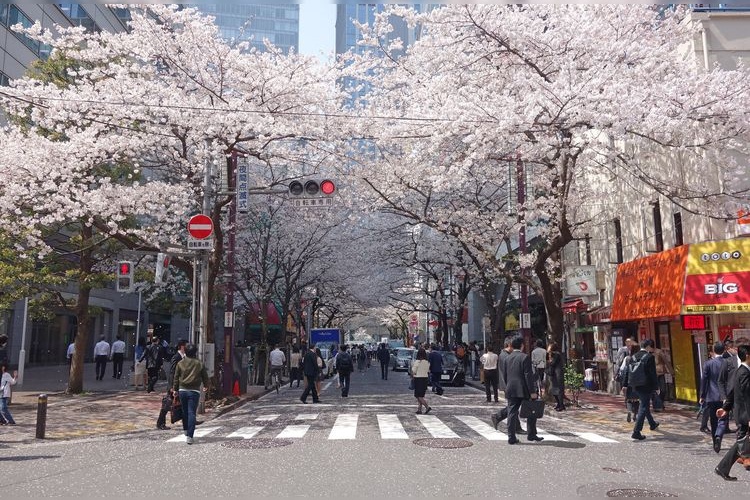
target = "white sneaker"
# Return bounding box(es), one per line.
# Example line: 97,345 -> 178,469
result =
186,436 -> 194,445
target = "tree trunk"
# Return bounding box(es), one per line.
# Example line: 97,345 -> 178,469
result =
67,225 -> 94,394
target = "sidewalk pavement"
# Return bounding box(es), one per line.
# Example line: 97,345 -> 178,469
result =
1,363 -> 270,445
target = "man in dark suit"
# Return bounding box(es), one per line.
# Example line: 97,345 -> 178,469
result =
300,344 -> 320,404
498,336 -> 542,444
491,337 -> 524,433
714,344 -> 750,481
700,342 -> 730,453
623,338 -> 659,440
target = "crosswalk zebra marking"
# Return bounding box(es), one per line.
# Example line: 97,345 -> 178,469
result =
328,414 -> 358,440
377,414 -> 409,439
296,413 -> 319,420
166,426 -> 221,443
536,428 -> 567,441
227,426 -> 265,439
573,432 -> 618,443
417,415 -> 460,438
255,414 -> 279,422
277,425 -> 310,439
455,415 -> 507,441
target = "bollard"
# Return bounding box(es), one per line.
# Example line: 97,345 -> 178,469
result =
36,393 -> 47,439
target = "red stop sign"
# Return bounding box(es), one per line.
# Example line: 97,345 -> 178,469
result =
188,214 -> 213,239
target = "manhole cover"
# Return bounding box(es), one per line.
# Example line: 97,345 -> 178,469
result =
221,439 -> 293,449
602,467 -> 628,473
606,489 -> 677,498
413,438 -> 473,449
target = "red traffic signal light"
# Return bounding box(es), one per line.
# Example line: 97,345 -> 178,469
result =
119,262 -> 131,275
116,261 -> 134,292
320,179 -> 336,195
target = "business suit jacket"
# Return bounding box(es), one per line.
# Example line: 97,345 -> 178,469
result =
701,355 -> 728,403
501,350 -> 536,399
498,349 -> 510,391
723,364 -> 750,426
302,349 -> 320,377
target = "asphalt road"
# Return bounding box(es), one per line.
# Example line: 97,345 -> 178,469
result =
0,363 -> 746,498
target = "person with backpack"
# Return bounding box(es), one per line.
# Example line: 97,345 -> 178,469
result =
621,338 -> 660,440
619,343 -> 640,423
335,345 -> 354,397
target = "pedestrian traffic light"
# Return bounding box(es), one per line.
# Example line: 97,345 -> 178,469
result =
155,253 -> 171,285
116,261 -> 133,292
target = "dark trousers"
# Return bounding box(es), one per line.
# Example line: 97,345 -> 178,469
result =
339,371 -> 351,397
289,367 -> 301,387
716,423 -> 749,476
484,369 -> 498,401
300,374 -> 319,403
380,361 -> 388,380
95,355 -> 108,380
431,372 -> 443,393
633,388 -> 657,433
112,353 -> 124,378
535,368 -> 545,393
179,390 -> 201,439
147,366 -> 160,392
507,397 -> 537,441
652,375 -> 665,409
705,401 -> 723,438
157,391 -> 171,428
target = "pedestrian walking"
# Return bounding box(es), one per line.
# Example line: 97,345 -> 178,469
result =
355,345 -> 366,373
335,344 -> 354,397
428,344 -> 444,395
621,339 -> 660,440
716,340 -> 740,438
653,346 -> 673,411
531,339 -> 547,395
140,336 -> 164,393
300,344 -> 320,404
315,347 -> 325,395
289,346 -> 302,388
494,336 -> 542,445
490,337 -> 524,433
110,335 -> 126,379
93,335 -> 110,381
700,342 -> 731,453
411,347 -> 432,414
172,344 -> 209,445
480,345 -> 499,403
156,339 -> 186,431
377,343 -> 390,380
66,340 -> 75,367
0,363 -> 18,425
133,336 -> 147,390
469,341 -> 480,380
619,343 -> 640,423
714,344 -> 750,481
547,342 -> 565,411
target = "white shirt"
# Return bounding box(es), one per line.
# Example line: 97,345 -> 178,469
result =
93,340 -> 110,357
67,343 -> 75,359
111,340 -> 126,355
531,347 -> 547,369
1,371 -> 16,398
269,348 -> 286,367
481,351 -> 499,370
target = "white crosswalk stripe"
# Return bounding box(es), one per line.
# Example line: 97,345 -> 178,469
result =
329,414 -> 358,440
377,414 -> 409,439
162,415 -> 620,444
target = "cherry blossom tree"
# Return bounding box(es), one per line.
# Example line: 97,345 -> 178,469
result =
345,4 -> 750,348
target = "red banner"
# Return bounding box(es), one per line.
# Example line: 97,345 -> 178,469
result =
682,271 -> 750,313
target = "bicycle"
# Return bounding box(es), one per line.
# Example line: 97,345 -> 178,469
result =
266,366 -> 282,394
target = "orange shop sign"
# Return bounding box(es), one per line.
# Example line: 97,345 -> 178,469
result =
611,246 -> 689,322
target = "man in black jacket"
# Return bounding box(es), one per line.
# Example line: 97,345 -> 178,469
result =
499,336 -> 542,445
377,344 -> 391,380
714,344 -> 750,481
300,344 -> 320,404
622,338 -> 659,440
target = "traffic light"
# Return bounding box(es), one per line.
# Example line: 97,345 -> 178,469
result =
287,179 -> 336,207
155,253 -> 171,285
116,261 -> 134,292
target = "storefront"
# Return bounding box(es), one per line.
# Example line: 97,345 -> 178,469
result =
611,238 -> 750,403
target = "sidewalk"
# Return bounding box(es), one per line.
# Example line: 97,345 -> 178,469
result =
1,363 -> 269,445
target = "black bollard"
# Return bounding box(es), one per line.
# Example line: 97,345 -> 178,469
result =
36,393 -> 47,439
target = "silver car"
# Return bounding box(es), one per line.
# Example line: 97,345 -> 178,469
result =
391,347 -> 416,372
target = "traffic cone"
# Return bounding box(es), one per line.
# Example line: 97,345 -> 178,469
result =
232,380 -> 240,396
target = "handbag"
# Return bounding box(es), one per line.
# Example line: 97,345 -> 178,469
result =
479,368 -> 485,383
170,393 -> 183,424
519,399 -> 545,419
409,377 -> 415,391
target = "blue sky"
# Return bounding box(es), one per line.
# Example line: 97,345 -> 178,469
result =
299,3 -> 336,58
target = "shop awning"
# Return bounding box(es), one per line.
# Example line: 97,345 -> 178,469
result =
587,305 -> 612,324
611,245 -> 689,322
562,298 -> 587,313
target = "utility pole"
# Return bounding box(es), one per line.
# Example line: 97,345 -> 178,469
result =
517,156 -> 530,349
222,150 -> 238,395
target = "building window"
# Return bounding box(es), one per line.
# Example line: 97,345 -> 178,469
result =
8,5 -> 41,56
0,71 -> 10,87
57,3 -> 101,33
610,218 -> 623,264
673,212 -> 684,247
652,200 -> 664,252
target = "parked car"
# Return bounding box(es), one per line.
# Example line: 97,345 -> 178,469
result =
436,351 -> 465,386
318,348 -> 336,378
390,347 -> 416,372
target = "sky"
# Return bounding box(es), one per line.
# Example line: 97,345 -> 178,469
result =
299,3 -> 337,59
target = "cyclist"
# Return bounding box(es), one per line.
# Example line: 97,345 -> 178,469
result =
269,344 -> 286,389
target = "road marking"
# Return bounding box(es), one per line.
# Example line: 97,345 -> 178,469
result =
377,414 -> 409,439
167,426 -> 221,442
255,414 -> 279,422
536,427 -> 567,441
276,425 -> 310,438
329,413 -> 358,440
227,426 -> 265,439
296,413 -> 318,420
417,415 -> 460,438
455,415 -> 506,440
573,432 -> 618,443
